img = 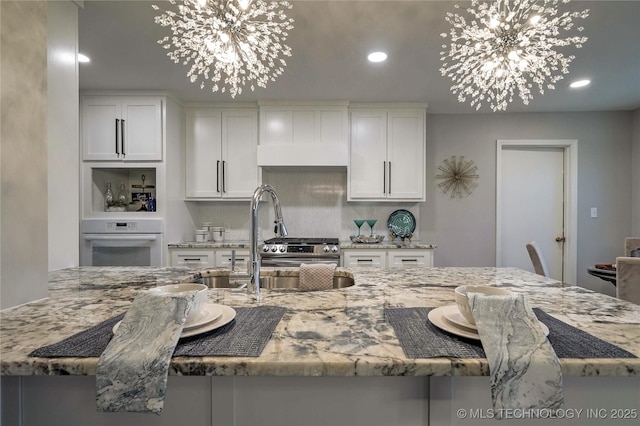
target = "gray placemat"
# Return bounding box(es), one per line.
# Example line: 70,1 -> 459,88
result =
30,306 -> 285,358
385,307 -> 637,359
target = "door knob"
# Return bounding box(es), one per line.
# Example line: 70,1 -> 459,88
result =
555,236 -> 566,242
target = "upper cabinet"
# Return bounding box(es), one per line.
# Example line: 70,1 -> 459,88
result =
257,101 -> 349,166
81,96 -> 163,161
185,107 -> 259,200
348,105 -> 426,201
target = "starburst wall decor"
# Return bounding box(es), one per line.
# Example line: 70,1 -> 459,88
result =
153,0 -> 294,98
440,0 -> 589,111
436,156 -> 479,198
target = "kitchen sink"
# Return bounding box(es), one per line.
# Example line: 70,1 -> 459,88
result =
196,272 -> 355,290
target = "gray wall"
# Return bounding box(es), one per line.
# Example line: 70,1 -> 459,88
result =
180,110 -> 636,296
0,0 -> 49,309
424,112 -> 634,296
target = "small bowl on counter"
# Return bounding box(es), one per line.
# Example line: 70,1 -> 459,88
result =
148,283 -> 208,324
349,234 -> 385,244
454,285 -> 512,325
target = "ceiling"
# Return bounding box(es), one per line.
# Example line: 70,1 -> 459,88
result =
78,0 -> 640,114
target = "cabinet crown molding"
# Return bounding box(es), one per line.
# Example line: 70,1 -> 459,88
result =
349,102 -> 428,109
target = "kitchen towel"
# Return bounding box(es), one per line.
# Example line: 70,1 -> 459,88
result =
95,289 -> 197,414
384,307 -> 637,359
469,293 -> 563,419
30,306 -> 286,358
299,263 -> 336,291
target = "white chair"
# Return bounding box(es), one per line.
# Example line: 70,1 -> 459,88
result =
526,241 -> 550,277
624,237 -> 640,257
616,257 -> 640,305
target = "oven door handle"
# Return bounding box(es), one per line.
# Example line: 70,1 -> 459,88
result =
83,235 -> 158,241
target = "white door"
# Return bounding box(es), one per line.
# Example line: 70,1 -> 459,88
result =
121,97 -> 163,161
81,96 -> 121,160
185,109 -> 223,198
387,109 -> 425,200
222,109 -> 259,198
497,142 -> 577,282
349,110 -> 387,199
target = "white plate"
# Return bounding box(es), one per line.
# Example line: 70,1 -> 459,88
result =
442,305 -> 477,331
428,305 -> 549,341
113,304 -> 237,339
184,303 -> 224,331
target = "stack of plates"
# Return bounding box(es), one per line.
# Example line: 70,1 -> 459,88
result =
113,303 -> 237,338
427,305 -> 548,341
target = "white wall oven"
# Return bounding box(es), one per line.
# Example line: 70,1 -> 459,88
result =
81,219 -> 163,266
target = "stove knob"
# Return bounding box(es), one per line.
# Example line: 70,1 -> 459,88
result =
279,245 -> 286,253
323,245 -> 330,253
262,245 -> 270,253
331,245 -> 339,253
271,245 -> 278,252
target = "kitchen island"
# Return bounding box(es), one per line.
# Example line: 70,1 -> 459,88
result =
1,266 -> 639,426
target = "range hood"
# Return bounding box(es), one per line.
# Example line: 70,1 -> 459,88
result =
257,143 -> 348,167
257,101 -> 349,167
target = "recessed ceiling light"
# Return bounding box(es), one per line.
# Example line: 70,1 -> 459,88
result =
367,51 -> 387,63
77,53 -> 90,63
569,79 -> 590,88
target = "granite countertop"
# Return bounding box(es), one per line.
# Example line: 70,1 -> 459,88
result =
1,266 -> 639,377
168,240 -> 436,250
168,240 -> 251,249
340,239 -> 437,249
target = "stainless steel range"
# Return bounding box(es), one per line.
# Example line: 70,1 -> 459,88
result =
260,237 -> 340,267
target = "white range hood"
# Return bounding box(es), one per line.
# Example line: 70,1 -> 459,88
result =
257,101 -> 349,167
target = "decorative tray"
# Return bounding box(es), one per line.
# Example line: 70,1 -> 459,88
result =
350,235 -> 385,244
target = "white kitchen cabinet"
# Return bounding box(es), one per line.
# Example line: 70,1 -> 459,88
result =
342,250 -> 386,268
387,250 -> 434,267
342,248 -> 434,268
81,96 -> 163,161
215,249 -> 250,270
169,248 -> 250,269
257,102 -> 349,166
348,106 -> 426,201
185,107 -> 259,200
170,249 -> 215,268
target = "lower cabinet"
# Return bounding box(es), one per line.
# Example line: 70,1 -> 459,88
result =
215,249 -> 250,270
342,250 -> 386,268
342,248 -> 434,268
169,248 -> 249,269
388,250 -> 434,267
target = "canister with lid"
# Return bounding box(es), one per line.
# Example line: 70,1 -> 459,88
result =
195,229 -> 208,243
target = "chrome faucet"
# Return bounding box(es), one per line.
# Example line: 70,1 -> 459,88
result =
249,184 -> 288,300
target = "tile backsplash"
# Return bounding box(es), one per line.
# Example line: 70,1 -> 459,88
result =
183,168 -> 420,242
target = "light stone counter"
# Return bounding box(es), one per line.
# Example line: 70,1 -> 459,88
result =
1,266 -> 639,378
340,239 -> 437,249
167,240 -> 251,249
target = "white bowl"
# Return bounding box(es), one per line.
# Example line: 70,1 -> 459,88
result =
454,285 -> 512,325
149,283 -> 207,323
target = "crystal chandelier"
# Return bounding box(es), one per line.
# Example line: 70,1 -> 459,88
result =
440,0 -> 589,111
152,0 -> 294,98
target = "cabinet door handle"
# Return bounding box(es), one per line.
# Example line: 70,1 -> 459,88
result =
121,119 -> 126,157
389,161 -> 391,195
401,258 -> 418,263
222,160 -> 226,193
357,258 -> 373,263
115,119 -> 120,156
216,160 -> 221,193
182,258 -> 203,262
383,162 -> 386,194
